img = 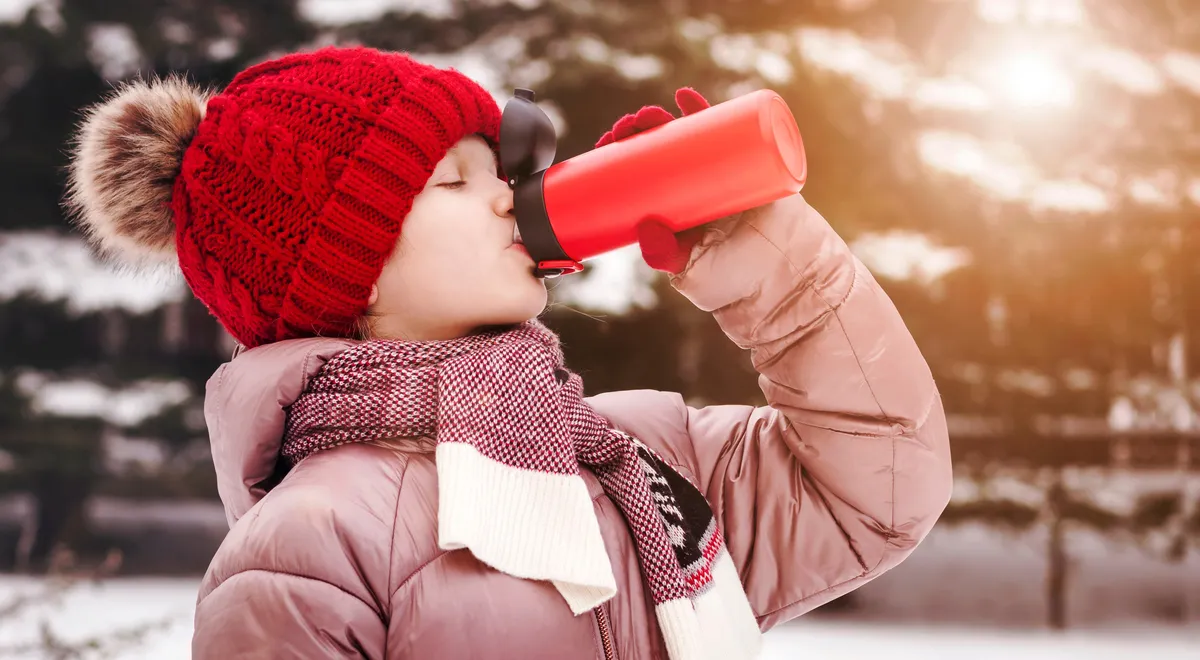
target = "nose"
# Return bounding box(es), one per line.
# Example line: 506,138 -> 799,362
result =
493,177 -> 515,219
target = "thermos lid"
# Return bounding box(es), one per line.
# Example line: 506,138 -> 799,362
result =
500,88 -> 557,184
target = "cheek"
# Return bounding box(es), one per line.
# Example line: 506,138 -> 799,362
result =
399,228 -> 500,299
398,208 -> 474,270
389,196 -> 532,306
428,228 -> 496,282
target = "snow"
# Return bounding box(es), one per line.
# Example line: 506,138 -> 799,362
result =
0,575 -> 1196,659
1163,51 -> 1200,96
776,620 -> 1199,659
949,465 -> 1200,520
0,232 -> 186,315
916,131 -> 1034,200
796,28 -> 911,100
1078,46 -> 1166,96
1030,180 -> 1110,214
1128,176 -> 1178,208
849,231 -> 971,285
551,228 -> 977,314
3,468 -> 1199,655
86,23 -> 143,81
12,372 -> 191,427
550,245 -> 658,314
709,34 -> 793,84
299,0 -> 454,24
1109,396 -> 1138,432
976,0 -> 1087,26
0,576 -> 196,659
996,368 -> 1057,397
553,229 -> 978,313
912,78 -> 992,112
850,521 -> 1200,629
1105,371 -> 1200,433
103,435 -> 170,474
0,0 -> 47,24
915,132 -> 1114,213
84,497 -> 228,531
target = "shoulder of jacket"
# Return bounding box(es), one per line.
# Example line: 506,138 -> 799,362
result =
587,388 -> 688,429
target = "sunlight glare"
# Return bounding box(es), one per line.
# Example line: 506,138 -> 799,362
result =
976,0 -> 1085,26
979,49 -> 1074,109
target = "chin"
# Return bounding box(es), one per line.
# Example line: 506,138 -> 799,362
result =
511,289 -> 549,323
475,288 -> 548,329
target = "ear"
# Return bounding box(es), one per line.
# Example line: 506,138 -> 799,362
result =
368,283 -> 379,306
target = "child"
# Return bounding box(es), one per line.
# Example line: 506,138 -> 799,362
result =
66,45 -> 951,660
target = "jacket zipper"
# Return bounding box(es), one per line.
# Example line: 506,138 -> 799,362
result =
594,605 -> 615,660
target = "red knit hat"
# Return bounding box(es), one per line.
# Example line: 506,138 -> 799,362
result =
65,46 -> 501,348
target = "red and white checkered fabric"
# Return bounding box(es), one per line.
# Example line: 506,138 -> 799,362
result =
282,321 -> 759,659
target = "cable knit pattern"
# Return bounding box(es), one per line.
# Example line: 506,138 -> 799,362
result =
170,47 -> 501,348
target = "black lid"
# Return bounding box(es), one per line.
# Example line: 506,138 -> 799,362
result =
499,88 -> 557,184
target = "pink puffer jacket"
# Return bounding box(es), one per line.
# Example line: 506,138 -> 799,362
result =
192,193 -> 952,659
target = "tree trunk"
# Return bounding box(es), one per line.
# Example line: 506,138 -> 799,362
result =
1046,470 -> 1068,630
21,468 -> 93,573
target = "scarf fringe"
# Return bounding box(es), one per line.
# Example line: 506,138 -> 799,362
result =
438,442 -> 761,659
436,442 -> 617,613
656,551 -> 763,660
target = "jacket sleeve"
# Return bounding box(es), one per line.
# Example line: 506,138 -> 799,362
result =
638,193 -> 952,631
192,569 -> 386,659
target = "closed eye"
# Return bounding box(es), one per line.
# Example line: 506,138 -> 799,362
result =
438,180 -> 467,189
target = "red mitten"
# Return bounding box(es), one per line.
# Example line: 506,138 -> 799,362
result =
634,218 -> 708,275
594,88 -> 712,273
594,87 -> 710,147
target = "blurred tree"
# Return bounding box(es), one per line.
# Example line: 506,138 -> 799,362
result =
0,0 -> 1197,579
0,0 -> 313,571
329,0 -> 1200,433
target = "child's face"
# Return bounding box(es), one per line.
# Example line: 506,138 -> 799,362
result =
366,135 -> 548,340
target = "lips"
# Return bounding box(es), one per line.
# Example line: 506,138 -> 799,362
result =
508,225 -> 529,258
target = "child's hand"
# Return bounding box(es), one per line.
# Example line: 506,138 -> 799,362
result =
594,87 -> 710,147
595,88 -> 714,274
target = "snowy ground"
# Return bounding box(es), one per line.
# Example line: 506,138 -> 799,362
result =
1,469 -> 1198,656
0,576 -> 1197,659
847,520 -> 1200,627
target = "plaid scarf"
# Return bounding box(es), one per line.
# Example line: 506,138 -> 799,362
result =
281,321 -> 761,660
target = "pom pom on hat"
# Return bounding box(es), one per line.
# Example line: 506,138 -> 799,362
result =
66,74 -> 214,265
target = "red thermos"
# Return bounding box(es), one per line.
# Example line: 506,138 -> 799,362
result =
500,88 -> 807,277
